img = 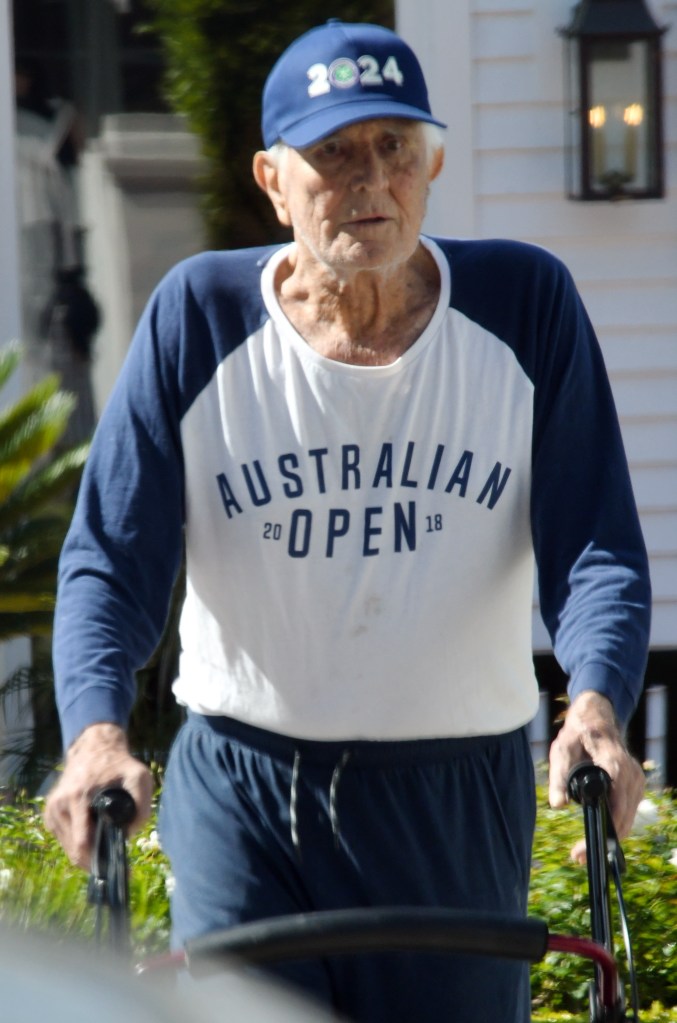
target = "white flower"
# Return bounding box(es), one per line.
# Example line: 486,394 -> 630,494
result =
0,868 -> 13,891
164,872 -> 176,896
136,829 -> 161,853
632,798 -> 660,833
146,829 -> 161,850
668,849 -> 677,869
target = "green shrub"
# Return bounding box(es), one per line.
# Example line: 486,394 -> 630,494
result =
0,785 -> 675,1017
529,786 -> 677,1016
0,795 -> 170,956
532,1009 -> 677,1023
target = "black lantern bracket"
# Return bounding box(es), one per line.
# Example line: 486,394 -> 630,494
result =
560,0 -> 669,200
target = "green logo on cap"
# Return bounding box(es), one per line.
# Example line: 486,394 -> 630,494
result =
328,58 -> 359,89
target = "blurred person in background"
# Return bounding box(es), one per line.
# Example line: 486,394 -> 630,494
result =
14,57 -> 98,442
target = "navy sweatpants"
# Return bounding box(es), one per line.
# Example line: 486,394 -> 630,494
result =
159,713 -> 536,1023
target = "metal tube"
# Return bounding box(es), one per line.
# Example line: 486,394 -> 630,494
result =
645,684 -> 667,788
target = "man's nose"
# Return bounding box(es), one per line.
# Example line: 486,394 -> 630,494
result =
350,148 -> 388,189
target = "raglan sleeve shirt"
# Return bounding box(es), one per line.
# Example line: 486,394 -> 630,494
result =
52,240 -> 651,751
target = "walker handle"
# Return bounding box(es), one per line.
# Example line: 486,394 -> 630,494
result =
567,761 -> 639,1022
182,907 -> 549,976
87,786 -> 136,956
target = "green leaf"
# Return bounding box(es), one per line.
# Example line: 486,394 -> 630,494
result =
0,340 -> 23,392
0,343 -> 85,644
0,443 -> 88,532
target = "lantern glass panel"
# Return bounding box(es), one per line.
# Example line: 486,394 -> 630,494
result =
564,37 -> 582,196
587,39 -> 651,194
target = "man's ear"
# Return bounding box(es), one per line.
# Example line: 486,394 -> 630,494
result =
429,146 -> 444,183
253,150 -> 291,227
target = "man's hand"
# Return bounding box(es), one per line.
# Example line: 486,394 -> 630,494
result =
548,690 -> 645,863
44,722 -> 153,870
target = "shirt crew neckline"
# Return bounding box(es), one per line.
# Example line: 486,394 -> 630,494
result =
260,236 -> 451,378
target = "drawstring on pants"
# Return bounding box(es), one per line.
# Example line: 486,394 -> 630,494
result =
329,750 -> 351,849
290,750 -> 302,860
289,748 -> 352,860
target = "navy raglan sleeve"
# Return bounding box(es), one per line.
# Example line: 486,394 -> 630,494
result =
53,268 -> 189,750
52,246 -> 274,750
528,252 -> 651,724
440,236 -> 651,726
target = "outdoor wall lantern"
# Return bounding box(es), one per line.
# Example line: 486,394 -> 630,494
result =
560,0 -> 667,200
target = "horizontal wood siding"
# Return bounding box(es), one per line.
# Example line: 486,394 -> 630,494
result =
471,1 -> 677,651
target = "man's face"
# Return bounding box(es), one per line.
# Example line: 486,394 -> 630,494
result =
268,118 -> 438,278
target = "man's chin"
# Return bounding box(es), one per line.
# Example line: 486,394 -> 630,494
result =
326,237 -> 414,276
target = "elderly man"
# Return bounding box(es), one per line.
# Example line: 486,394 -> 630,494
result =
45,20 -> 649,1023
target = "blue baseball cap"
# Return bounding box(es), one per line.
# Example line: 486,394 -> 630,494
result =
261,20 -> 446,149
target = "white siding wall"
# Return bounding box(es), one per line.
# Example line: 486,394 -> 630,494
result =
396,0 -> 677,651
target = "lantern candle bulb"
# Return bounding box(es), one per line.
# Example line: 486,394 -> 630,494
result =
589,105 -> 607,182
623,102 -> 643,181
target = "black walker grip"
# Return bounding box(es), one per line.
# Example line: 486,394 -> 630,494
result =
91,786 -> 137,828
566,761 -> 611,807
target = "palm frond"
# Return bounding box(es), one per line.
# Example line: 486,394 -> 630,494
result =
0,371 -> 60,429
0,375 -> 62,449
0,393 -> 77,502
0,443 -> 88,532
0,340 -> 23,392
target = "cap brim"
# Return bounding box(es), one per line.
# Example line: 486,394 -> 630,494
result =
276,100 -> 446,149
